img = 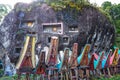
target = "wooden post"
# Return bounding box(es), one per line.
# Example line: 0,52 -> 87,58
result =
70,67 -> 78,80
26,73 -> 30,80
58,48 -> 70,80
95,52 -> 105,76
69,43 -> 78,80
17,71 -> 21,80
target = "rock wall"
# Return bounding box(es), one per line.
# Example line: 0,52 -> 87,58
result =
0,2 -> 115,59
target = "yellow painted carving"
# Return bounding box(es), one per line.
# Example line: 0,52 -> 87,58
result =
112,48 -> 119,66
31,36 -> 36,68
80,44 -> 90,66
16,36 -> 30,69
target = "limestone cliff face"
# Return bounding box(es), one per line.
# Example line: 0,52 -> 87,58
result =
0,2 -> 115,58
0,11 -> 17,55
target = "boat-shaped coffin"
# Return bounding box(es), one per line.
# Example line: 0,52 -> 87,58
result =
69,43 -> 78,67
46,36 -> 59,66
77,44 -> 91,66
36,51 -> 46,74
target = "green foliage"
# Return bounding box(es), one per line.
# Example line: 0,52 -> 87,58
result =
0,4 -> 11,22
0,76 -> 14,80
109,5 -> 120,20
101,1 -> 120,48
0,74 -> 23,80
101,1 -> 112,10
46,0 -> 90,11
0,74 -> 37,80
1,74 -> 120,80
0,69 -> 4,77
98,8 -> 113,23
91,74 -> 120,80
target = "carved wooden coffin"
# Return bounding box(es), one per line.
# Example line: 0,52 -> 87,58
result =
36,51 -> 46,74
47,36 -> 59,66
104,50 -> 112,68
96,51 -> 105,69
89,52 -> 106,70
89,54 -> 95,70
77,44 -> 90,66
16,35 -> 36,73
69,43 -> 78,67
94,51 -> 104,69
62,48 -> 71,70
111,48 -> 119,66
56,48 -> 71,71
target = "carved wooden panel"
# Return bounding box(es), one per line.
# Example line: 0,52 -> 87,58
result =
17,35 -> 36,73
69,43 -> 78,67
47,36 -> 59,66
89,54 -> 95,70
36,51 -> 46,74
79,44 -> 90,66
62,48 -> 70,69
96,52 -> 105,69
112,48 -> 119,66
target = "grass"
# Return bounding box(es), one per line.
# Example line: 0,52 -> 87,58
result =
1,74 -> 120,80
0,74 -> 26,80
0,76 -> 14,80
0,74 -> 37,80
90,74 -> 120,80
